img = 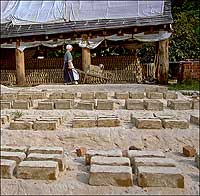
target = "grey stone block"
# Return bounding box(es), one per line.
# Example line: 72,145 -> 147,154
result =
125,99 -> 144,110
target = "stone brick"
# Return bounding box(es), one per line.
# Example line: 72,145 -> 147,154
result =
0,93 -> 17,100
81,92 -> 95,100
135,118 -> 162,129
95,92 -> 108,99
195,153 -> 199,168
38,101 -> 54,110
0,159 -> 16,178
1,115 -> 10,124
49,92 -> 63,99
12,100 -> 31,110
17,161 -> 59,180
0,101 -> 12,109
39,116 -> 63,126
156,86 -> 168,93
72,117 -> 96,128
146,92 -> 163,99
17,94 -> 32,100
125,99 -> 144,110
28,146 -> 64,155
54,99 -> 73,109
96,100 -> 115,110
0,151 -> 26,164
167,100 -> 191,110
31,92 -> 47,99
137,166 -> 184,188
10,121 -> 33,130
131,113 -> 154,126
115,92 -> 129,99
191,99 -> 199,110
190,114 -> 200,125
33,121 -> 57,130
183,146 -> 196,157
162,119 -> 189,129
145,87 -> 157,93
129,92 -> 144,99
76,147 -> 87,157
163,91 -> 178,99
62,92 -> 77,99
26,153 -> 66,171
1,145 -> 28,153
76,101 -> 95,110
85,149 -> 122,165
89,165 -> 133,187
91,156 -> 130,166
144,100 -> 163,111
97,115 -> 120,127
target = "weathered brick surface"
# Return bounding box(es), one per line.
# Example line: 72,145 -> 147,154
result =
89,165 -> 133,187
10,121 -> 33,130
33,121 -> 57,130
195,153 -> 199,168
95,92 -> 108,99
129,92 -> 144,99
49,92 -> 63,99
0,159 -> 16,178
31,92 -> 47,99
17,94 -> 32,100
54,99 -> 73,109
156,86 -> 168,93
38,117 -> 63,126
1,145 -> 28,153
145,87 -> 157,93
163,91 -> 178,99
0,151 -> 26,164
62,92 -> 76,99
137,166 -> 184,188
1,115 -> 10,124
38,101 -> 54,110
96,100 -> 115,110
0,93 -> 17,100
97,116 -> 120,127
115,92 -> 129,99
28,146 -> 64,155
76,101 -> 95,110
191,99 -> 200,110
81,92 -> 95,100
125,99 -> 144,110
131,113 -> 154,126
12,100 -> 31,110
0,101 -> 12,109
183,146 -> 196,157
190,114 -> 200,125
162,119 -> 189,129
146,92 -> 163,99
167,100 -> 191,110
91,156 -> 130,166
26,153 -> 66,171
85,149 -> 122,165
17,161 -> 59,180
135,118 -> 162,129
72,117 -> 96,128
144,100 -> 163,111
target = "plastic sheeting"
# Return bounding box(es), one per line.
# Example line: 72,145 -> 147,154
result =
1,0 -> 164,25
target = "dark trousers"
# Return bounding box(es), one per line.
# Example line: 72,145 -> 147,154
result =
64,68 -> 74,83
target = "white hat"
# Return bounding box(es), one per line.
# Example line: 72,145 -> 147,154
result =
66,45 -> 73,50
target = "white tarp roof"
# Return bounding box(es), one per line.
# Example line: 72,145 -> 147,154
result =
1,0 -> 164,25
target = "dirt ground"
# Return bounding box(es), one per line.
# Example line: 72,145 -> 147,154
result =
0,84 -> 199,195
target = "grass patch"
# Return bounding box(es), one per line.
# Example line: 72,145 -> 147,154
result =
168,80 -> 200,91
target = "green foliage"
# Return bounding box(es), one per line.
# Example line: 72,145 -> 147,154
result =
11,110 -> 24,119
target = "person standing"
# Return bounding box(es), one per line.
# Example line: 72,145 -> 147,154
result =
63,45 -> 78,84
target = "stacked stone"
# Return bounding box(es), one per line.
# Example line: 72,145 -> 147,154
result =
87,149 -> 133,187
128,150 -> 184,188
167,100 -> 192,110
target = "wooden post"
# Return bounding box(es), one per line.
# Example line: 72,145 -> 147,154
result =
155,39 -> 169,84
15,40 -> 25,85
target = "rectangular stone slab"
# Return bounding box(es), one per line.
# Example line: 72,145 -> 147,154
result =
167,100 -> 191,110
36,118 -> 60,126
0,151 -> 26,164
85,149 -> 122,165
135,118 -> 162,129
72,117 -> 96,128
129,92 -> 144,99
162,119 -> 189,129
76,102 -> 95,110
28,146 -> 64,155
91,156 -> 130,166
125,99 -> 144,110
38,102 -> 54,110
81,92 -> 95,100
49,92 -> 64,99
97,116 -> 120,127
26,153 -> 66,171
146,92 -> 163,99
12,100 -> 31,110
115,92 -> 129,99
144,100 -> 163,111
10,121 -> 33,130
33,121 -> 57,130
1,145 -> 28,153
190,114 -> 200,125
62,92 -> 77,99
89,165 -> 133,186
96,100 -> 115,110
40,116 -> 64,125
163,91 -> 178,99
0,101 -> 12,109
0,93 -> 17,100
137,166 -> 184,188
17,161 -> 59,180
0,159 -> 16,178
54,100 -> 73,109
95,92 -> 108,99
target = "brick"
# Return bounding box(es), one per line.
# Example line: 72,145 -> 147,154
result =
81,92 -> 95,100
156,86 -> 168,93
31,92 -> 47,99
195,153 -> 199,168
135,118 -> 162,129
0,159 -> 16,178
33,121 -> 57,130
0,101 -> 12,109
17,161 -> 59,180
26,153 -> 66,171
17,94 -> 32,100
76,101 -> 94,110
28,146 -> 64,155
49,92 -> 63,99
85,149 -> 122,165
39,117 -> 63,126
191,99 -> 199,109
62,92 -> 76,99
183,146 -> 196,157
162,119 -> 189,129
76,147 -> 87,157
0,151 -> 26,164
0,93 -> 17,100
89,165 -> 133,187
167,100 -> 191,110
137,166 -> 184,188
190,114 -> 200,125
129,91 -> 144,99
97,115 -> 121,127
115,92 -> 129,99
38,101 -> 54,110
146,92 -> 163,99
72,117 -> 96,128
91,156 -> 130,166
12,100 -> 31,110
95,92 -> 108,99
10,121 -> 33,130
144,100 -> 163,111
131,113 -> 154,126
145,87 -> 157,93
1,145 -> 28,153
54,99 -> 73,109
125,99 -> 144,110
96,100 -> 115,110
163,91 -> 178,99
